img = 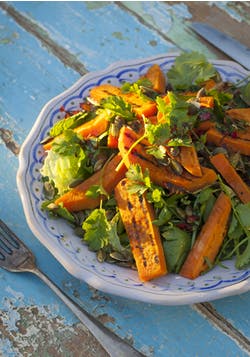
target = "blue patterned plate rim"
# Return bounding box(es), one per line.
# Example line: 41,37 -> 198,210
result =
17,53 -> 250,305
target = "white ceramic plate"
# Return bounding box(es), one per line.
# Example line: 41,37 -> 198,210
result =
17,53 -> 250,305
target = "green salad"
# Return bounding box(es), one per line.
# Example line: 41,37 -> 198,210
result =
40,52 -> 250,282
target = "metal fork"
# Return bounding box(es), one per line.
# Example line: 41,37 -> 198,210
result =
0,219 -> 144,357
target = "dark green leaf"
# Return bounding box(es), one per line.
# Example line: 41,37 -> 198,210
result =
82,209 -> 109,251
153,206 -> 172,226
162,226 -> 191,273
233,202 -> 250,269
108,214 -> 125,253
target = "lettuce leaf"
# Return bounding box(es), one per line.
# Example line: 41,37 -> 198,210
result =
40,131 -> 90,194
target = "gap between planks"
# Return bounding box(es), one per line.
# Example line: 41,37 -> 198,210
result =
193,302 -> 250,355
2,2 -> 250,354
116,1 -> 179,49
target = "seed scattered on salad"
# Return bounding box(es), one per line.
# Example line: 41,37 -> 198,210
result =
40,51 -> 250,282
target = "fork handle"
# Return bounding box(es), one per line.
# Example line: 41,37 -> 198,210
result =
32,267 -> 143,357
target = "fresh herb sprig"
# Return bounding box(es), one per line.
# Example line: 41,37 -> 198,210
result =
167,51 -> 219,91
100,96 -> 136,122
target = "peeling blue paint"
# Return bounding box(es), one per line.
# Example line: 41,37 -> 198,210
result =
1,2 -> 250,356
1,284 -> 78,326
210,1 -> 250,24
0,339 -> 17,357
121,1 -> 217,57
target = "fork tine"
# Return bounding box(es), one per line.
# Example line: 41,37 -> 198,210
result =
0,219 -> 20,255
0,219 -> 35,272
0,239 -> 12,254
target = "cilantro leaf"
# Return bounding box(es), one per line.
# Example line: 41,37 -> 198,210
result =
82,208 -> 109,251
101,96 -> 136,121
145,121 -> 170,145
167,52 -> 218,90
146,145 -> 166,159
51,130 -> 83,155
125,164 -> 151,195
163,92 -> 197,134
121,78 -> 154,100
148,92 -> 197,145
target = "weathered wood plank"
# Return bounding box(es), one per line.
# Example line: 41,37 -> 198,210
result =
184,1 -> 250,49
0,6 -> 80,137
194,302 -> 250,353
119,1 -> 218,58
1,2 -> 250,357
212,293 -> 250,340
120,1 -> 250,62
0,1 -> 87,75
5,1 -> 176,72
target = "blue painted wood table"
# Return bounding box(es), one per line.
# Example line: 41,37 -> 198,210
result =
1,2 -> 250,356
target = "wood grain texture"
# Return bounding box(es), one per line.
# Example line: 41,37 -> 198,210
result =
118,1 -> 218,58
0,1 -> 88,75
6,1 -> 176,71
1,1 -> 250,356
194,302 -> 250,354
185,1 -> 250,48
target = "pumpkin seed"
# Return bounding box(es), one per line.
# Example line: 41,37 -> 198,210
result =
40,135 -> 52,145
170,159 -> 183,175
73,211 -> 87,226
43,181 -> 56,199
185,206 -> 193,217
213,147 -> 228,156
158,157 -> 171,167
106,256 -> 117,264
69,177 -> 84,188
93,158 -> 105,172
86,96 -> 99,106
47,203 -> 59,211
116,261 -> 133,268
130,120 -> 142,133
175,207 -> 186,219
97,249 -> 107,263
188,103 -> 199,115
110,123 -> 118,138
109,251 -> 129,262
196,87 -> 206,99
140,85 -> 159,99
111,116 -> 125,137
